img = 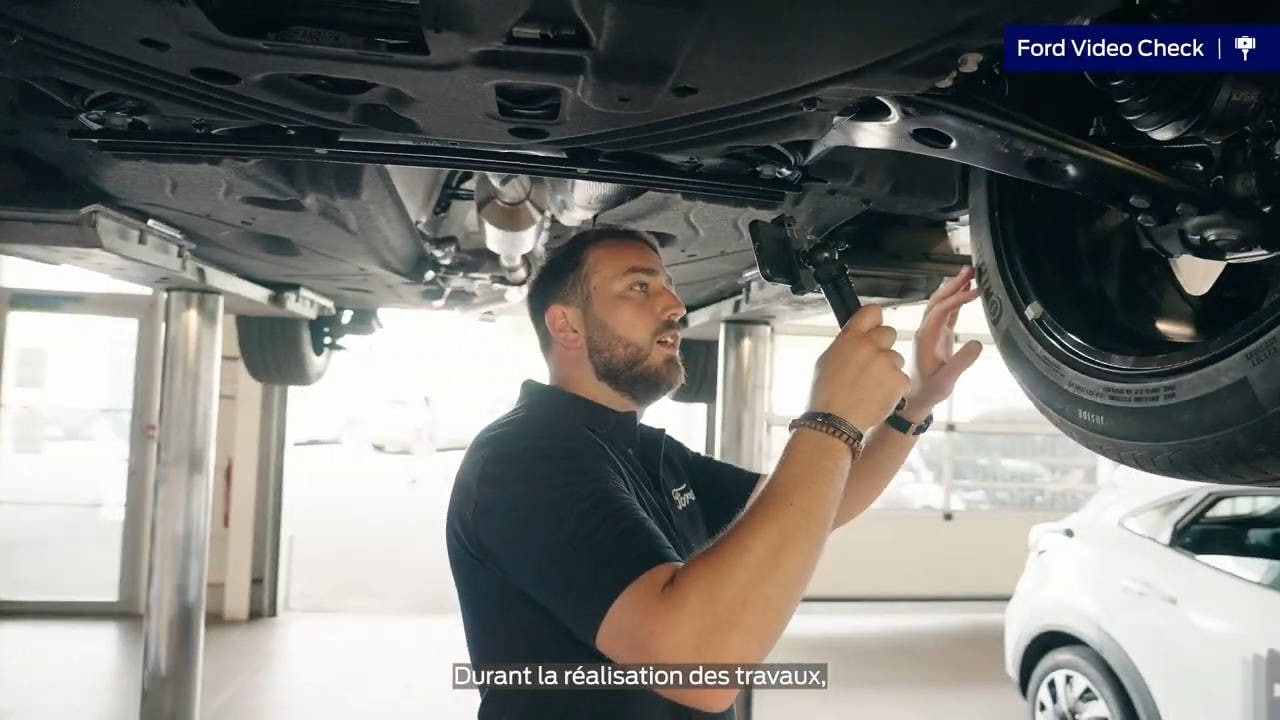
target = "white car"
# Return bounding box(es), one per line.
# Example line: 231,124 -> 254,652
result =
1004,472 -> 1280,720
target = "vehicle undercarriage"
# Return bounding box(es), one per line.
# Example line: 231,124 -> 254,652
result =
2,0 -> 1279,483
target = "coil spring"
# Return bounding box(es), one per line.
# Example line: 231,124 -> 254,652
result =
1087,72 -> 1262,142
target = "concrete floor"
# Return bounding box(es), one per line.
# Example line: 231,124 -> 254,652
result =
0,603 -> 1024,720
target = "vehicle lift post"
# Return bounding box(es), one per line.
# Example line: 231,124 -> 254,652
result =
0,208 -> 335,720
139,289 -> 224,720
712,320 -> 774,720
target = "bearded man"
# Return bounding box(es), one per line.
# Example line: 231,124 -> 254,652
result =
446,227 -> 982,719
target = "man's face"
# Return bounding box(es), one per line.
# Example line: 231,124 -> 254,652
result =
580,239 -> 687,407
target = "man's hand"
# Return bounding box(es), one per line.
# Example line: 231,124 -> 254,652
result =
821,266 -> 984,532
809,303 -> 913,433
905,266 -> 984,411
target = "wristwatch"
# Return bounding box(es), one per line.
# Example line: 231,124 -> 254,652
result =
886,409 -> 933,436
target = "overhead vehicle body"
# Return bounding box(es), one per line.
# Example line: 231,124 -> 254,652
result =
2,0 -> 1279,485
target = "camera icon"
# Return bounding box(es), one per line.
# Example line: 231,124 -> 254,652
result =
1235,36 -> 1256,61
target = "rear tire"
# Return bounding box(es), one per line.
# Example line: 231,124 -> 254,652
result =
970,169 -> 1280,485
1027,645 -> 1135,720
236,316 -> 332,386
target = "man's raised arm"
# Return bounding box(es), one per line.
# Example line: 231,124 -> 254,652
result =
594,304 -> 909,712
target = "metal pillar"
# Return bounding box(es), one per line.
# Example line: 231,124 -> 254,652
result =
711,321 -> 773,720
140,290 -> 224,720
713,322 -> 773,472
251,384 -> 288,619
125,291 -> 165,614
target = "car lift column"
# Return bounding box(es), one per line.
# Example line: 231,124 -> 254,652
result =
711,320 -> 773,720
139,290 -> 224,720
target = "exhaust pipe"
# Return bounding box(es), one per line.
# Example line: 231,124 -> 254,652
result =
475,173 -> 548,283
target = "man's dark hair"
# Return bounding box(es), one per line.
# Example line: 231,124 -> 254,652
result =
526,227 -> 661,355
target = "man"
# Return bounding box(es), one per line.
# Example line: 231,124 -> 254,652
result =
446,227 -> 983,718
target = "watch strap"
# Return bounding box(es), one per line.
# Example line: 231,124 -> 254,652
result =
886,410 -> 933,436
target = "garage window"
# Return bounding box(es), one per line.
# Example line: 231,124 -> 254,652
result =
765,302 -> 1102,513
0,255 -> 151,295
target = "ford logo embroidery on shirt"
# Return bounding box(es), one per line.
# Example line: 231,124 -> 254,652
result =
671,484 -> 696,510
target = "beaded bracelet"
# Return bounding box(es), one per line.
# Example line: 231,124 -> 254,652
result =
787,411 -> 865,461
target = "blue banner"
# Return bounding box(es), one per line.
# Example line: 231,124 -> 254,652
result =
1004,25 -> 1280,72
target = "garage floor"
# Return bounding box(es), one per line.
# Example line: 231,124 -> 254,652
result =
0,602 -> 1023,720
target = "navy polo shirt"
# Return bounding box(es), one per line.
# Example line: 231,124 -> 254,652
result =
446,380 -> 760,719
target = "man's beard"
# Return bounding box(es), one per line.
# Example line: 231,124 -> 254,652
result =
583,310 -> 685,408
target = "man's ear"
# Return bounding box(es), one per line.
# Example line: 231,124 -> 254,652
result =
545,304 -> 585,351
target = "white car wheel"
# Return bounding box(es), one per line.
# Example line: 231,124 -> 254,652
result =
1034,669 -> 1113,720
1027,646 -> 1135,720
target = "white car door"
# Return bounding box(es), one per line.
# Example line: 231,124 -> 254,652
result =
1086,494 -> 1203,720
1101,490 -> 1280,720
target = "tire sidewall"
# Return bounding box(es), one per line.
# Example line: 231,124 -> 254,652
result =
970,169 -> 1280,446
295,319 -> 332,384
237,316 -> 332,386
1027,646 -> 1135,720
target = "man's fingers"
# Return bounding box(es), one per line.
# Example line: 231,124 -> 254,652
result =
920,286 -> 982,340
867,325 -> 898,349
927,266 -> 976,309
846,303 -> 884,334
933,339 -> 984,387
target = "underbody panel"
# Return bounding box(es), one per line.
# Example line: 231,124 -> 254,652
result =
0,0 -> 1111,312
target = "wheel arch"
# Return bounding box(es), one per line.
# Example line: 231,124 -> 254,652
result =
1014,621 -> 1162,720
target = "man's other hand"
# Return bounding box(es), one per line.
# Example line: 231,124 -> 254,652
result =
907,266 -> 984,410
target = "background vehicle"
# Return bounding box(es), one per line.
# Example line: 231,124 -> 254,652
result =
1004,471 -> 1280,720
871,449 -> 965,511
1,0 -> 1279,483
367,397 -> 435,455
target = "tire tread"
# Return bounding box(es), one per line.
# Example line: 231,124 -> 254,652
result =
235,316 -> 331,386
1031,393 -> 1280,485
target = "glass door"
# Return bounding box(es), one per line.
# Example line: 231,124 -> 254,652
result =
0,311 -> 138,603
0,266 -> 159,612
